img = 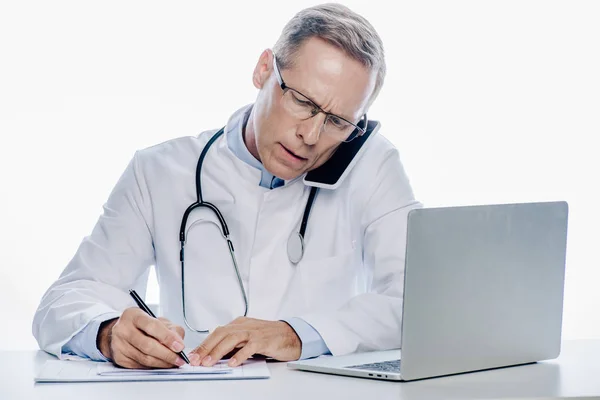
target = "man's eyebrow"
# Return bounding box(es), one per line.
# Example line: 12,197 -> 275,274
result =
326,108 -> 356,123
300,90 -> 355,121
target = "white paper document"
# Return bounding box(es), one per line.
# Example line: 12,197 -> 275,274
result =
35,359 -> 270,382
96,361 -> 233,376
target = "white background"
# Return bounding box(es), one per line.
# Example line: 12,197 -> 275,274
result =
0,1 -> 598,350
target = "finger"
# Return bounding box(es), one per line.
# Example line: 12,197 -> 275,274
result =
130,349 -> 180,369
158,317 -> 186,340
202,331 -> 249,367
125,338 -> 183,369
193,345 -> 243,365
229,341 -> 259,367
134,314 -> 185,353
170,325 -> 186,340
113,352 -> 147,369
128,329 -> 185,368
222,346 -> 244,360
110,340 -> 146,369
190,326 -> 229,365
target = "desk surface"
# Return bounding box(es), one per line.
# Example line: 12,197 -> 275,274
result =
1,340 -> 599,400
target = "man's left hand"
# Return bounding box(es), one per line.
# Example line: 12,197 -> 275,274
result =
189,317 -> 302,367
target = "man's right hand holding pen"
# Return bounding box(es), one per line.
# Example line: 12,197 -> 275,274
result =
97,308 -> 197,369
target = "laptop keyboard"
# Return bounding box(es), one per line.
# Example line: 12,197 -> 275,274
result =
345,359 -> 401,373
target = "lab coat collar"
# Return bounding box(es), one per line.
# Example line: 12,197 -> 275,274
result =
226,104 -> 284,189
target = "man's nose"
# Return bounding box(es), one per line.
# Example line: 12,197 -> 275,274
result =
298,113 -> 326,145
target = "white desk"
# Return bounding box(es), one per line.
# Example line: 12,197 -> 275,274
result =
1,340 -> 599,400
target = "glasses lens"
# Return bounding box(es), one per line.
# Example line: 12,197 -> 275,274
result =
282,89 -> 362,142
282,89 -> 317,120
324,115 -> 360,142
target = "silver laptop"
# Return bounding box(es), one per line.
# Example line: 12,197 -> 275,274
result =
288,201 -> 569,381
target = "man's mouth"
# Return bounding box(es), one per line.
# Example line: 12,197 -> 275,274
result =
281,145 -> 307,160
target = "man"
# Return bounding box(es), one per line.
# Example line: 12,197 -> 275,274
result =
33,3 -> 421,369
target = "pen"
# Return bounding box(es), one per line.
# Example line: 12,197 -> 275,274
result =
128,289 -> 190,365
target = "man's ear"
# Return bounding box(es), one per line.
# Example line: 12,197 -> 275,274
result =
252,49 -> 273,90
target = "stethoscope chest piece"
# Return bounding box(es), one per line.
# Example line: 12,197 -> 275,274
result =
287,231 -> 305,264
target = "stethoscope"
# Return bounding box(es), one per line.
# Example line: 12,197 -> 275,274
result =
179,127 -> 318,333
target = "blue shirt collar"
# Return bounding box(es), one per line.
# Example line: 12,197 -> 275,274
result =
227,104 -> 285,189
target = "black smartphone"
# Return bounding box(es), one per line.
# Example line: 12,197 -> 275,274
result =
303,119 -> 381,189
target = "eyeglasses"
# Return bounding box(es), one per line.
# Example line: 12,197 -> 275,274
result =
272,54 -> 367,143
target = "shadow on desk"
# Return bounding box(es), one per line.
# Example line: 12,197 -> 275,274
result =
287,360 -> 561,399
398,362 -> 560,398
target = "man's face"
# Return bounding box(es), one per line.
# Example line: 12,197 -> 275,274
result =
247,37 -> 377,181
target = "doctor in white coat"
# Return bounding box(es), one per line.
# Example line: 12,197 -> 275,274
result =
33,3 -> 421,369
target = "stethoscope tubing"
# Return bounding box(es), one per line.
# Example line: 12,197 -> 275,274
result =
179,127 -> 317,332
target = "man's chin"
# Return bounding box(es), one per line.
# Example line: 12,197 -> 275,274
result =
267,161 -> 306,182
276,169 -> 304,182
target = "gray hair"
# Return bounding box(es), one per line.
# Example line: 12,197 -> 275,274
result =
272,3 -> 386,111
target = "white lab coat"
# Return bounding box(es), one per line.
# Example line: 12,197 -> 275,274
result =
33,104 -> 422,358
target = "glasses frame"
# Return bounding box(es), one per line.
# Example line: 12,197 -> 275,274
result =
272,54 -> 367,142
